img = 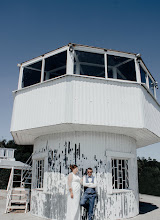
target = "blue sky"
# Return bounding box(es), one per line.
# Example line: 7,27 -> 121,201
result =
0,0 -> 160,161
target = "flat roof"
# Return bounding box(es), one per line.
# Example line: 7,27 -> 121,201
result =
0,159 -> 30,169
19,43 -> 136,65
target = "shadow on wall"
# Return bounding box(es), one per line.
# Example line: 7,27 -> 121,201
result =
139,201 -> 158,214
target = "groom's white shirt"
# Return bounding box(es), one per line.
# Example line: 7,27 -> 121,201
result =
83,175 -> 97,188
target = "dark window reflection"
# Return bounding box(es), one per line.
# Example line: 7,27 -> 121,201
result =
107,55 -> 136,81
140,66 -> 147,83
44,51 -> 67,80
149,76 -> 154,96
74,50 -> 105,78
22,61 -> 42,88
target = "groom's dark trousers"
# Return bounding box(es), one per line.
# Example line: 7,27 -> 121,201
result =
80,188 -> 96,220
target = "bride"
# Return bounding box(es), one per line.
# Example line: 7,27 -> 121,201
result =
66,165 -> 81,220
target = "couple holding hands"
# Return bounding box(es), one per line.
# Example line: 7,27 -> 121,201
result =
66,164 -> 97,220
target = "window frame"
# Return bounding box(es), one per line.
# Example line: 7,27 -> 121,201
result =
138,59 -> 156,98
35,158 -> 45,190
73,49 -> 106,78
105,150 -> 134,194
73,46 -> 137,83
111,158 -> 129,190
17,44 -> 157,101
21,60 -> 42,88
18,46 -> 68,89
106,53 -> 137,82
43,50 -> 67,81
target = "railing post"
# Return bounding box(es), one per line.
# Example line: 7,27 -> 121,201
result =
5,167 -> 14,213
135,58 -> 141,83
66,44 -> 74,75
21,169 -> 23,187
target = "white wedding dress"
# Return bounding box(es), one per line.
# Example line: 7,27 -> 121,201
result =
66,172 -> 81,220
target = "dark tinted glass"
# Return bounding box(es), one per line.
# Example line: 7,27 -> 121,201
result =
22,61 -> 42,88
74,50 -> 105,78
107,55 -> 136,81
140,66 -> 147,83
44,51 -> 67,80
149,76 -> 154,96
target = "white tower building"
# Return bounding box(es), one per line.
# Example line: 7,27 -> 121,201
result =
11,44 -> 160,220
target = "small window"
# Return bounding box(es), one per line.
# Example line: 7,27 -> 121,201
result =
140,65 -> 147,84
74,50 -> 105,78
44,51 -> 67,80
107,55 -> 136,81
36,159 -> 44,189
22,61 -> 42,88
112,158 -> 129,190
149,76 -> 154,96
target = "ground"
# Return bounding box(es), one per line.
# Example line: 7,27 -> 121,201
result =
0,190 -> 160,220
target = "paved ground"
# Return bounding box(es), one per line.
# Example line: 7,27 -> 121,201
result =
0,190 -> 160,220
0,190 -> 45,220
129,194 -> 160,220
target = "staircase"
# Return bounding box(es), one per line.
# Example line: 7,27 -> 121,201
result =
5,154 -> 32,213
6,187 -> 29,213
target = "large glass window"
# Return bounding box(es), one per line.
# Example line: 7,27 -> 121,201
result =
22,61 -> 42,88
149,76 -> 154,96
36,159 -> 44,189
140,65 -> 147,84
140,65 -> 155,96
44,51 -> 67,81
112,158 -> 129,190
107,55 -> 136,81
74,50 -> 105,78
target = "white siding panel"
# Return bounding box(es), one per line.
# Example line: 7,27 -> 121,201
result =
72,77 -> 143,128
141,87 -> 160,137
11,75 -> 160,146
11,78 -> 67,131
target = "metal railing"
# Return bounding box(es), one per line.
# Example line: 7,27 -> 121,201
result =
21,154 -> 32,187
5,167 -> 14,213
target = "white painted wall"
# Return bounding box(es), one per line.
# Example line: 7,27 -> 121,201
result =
11,75 -> 160,147
141,85 -> 160,138
31,132 -> 139,220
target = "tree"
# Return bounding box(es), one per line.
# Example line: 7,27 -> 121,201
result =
138,157 -> 160,196
0,139 -> 33,189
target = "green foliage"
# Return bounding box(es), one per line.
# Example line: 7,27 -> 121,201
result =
0,139 -> 33,189
138,157 -> 160,196
0,169 -> 11,189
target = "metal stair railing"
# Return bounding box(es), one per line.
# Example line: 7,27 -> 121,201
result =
5,167 -> 14,213
21,154 -> 33,187
5,154 -> 33,214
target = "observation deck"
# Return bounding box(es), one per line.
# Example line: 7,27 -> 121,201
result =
10,44 -> 160,147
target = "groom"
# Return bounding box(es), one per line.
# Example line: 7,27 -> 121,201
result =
80,168 -> 97,220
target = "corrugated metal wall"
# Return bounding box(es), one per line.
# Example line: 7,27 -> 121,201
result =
11,77 -> 67,131
141,86 -> 160,138
71,77 -> 143,128
11,75 -> 160,146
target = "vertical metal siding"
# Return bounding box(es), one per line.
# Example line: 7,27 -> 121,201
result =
11,75 -> 160,146
11,77 -> 67,131
72,77 -> 143,128
141,87 -> 160,137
